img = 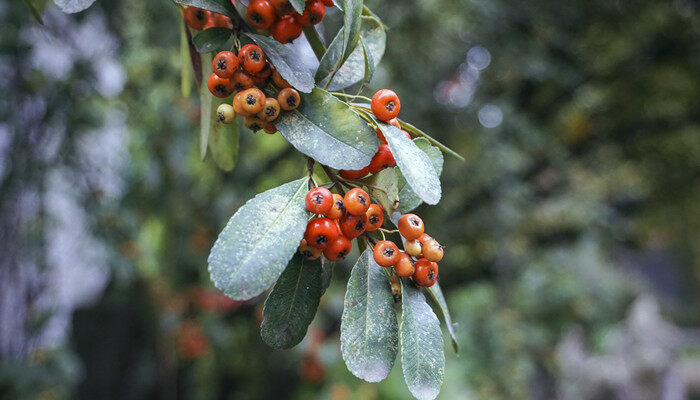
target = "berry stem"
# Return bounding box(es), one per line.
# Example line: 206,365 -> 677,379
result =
306,157 -> 316,190
321,164 -> 346,196
379,228 -> 399,234
331,92 -> 372,103
362,232 -> 378,245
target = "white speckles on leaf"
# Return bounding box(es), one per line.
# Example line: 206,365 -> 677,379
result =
246,33 -> 315,93
378,124 -> 442,206
276,88 -> 378,170
340,249 -> 398,382
400,280 -> 445,400
207,178 -> 309,300
396,138 -> 444,213
324,17 -> 386,91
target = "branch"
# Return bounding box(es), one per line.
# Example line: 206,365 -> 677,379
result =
321,164 -> 346,196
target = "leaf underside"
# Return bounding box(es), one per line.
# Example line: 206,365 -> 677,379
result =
396,138 -> 444,214
340,249 -> 398,382
208,178 -> 310,300
400,280 -> 445,400
377,123 -> 442,206
246,33 -> 315,93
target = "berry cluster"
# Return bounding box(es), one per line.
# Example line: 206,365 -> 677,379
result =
339,89 -> 411,179
246,0 -> 334,44
184,6 -> 233,31
300,186 -> 382,262
299,185 -> 444,288
209,44 -> 301,134
373,214 -> 442,288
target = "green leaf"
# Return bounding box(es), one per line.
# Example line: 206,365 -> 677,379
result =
53,0 -> 96,13
396,138 -> 444,214
400,280 -> 445,400
199,52 -> 214,161
340,249 -> 398,382
275,88 -> 379,170
260,254 -> 323,349
173,0 -> 236,17
192,27 -> 232,53
425,283 -> 459,354
245,33 -> 315,93
323,17 -> 385,91
315,0 -> 364,84
341,0 -> 363,61
376,123 -> 442,205
360,36 -> 374,85
23,0 -> 44,24
208,97 -> 239,171
367,167 -> 399,213
321,258 -> 334,292
208,178 -> 310,300
289,0 -> 305,13
399,119 -> 465,161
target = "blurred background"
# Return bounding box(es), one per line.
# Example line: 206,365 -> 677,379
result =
1,0 -> 698,399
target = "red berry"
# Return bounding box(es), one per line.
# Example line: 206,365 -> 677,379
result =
207,73 -> 234,98
233,70 -> 254,91
394,252 -> 414,277
323,235 -> 352,261
325,193 -> 345,219
212,13 -> 233,28
299,239 -> 322,260
278,87 -> 301,110
412,258 -> 438,287
239,44 -> 267,74
184,7 -> 210,30
305,187 -> 334,215
368,144 -> 396,174
344,188 -> 370,216
320,0 -> 334,6
398,213 -> 424,240
212,51 -> 239,79
373,240 -> 399,267
246,0 -> 276,29
371,89 -> 401,121
339,214 -> 366,239
304,217 -> 339,249
423,239 -> 444,262
365,204 -> 384,231
339,167 -> 369,180
271,0 -> 295,15
272,15 -> 303,43
296,0 -> 326,26
272,69 -> 292,89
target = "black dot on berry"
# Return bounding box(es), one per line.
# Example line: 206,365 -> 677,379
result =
217,59 -> 227,70
246,95 -> 256,105
385,101 -> 395,112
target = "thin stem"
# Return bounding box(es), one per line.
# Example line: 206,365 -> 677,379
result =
331,92 -> 372,102
380,230 -> 386,241
303,26 -> 326,60
306,157 -> 315,189
362,232 -> 378,245
321,165 -> 346,196
343,180 -> 387,195
379,228 -> 399,234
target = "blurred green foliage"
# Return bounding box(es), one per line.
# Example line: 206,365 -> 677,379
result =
1,0 -> 698,399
